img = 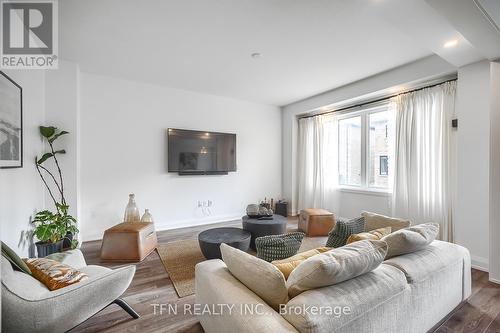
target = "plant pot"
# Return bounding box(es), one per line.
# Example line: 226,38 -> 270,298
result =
36,239 -> 64,258
63,231 -> 73,250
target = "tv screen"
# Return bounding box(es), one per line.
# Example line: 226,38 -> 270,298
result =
167,128 -> 236,174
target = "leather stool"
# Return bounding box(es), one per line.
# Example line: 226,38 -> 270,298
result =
298,208 -> 336,236
100,222 -> 158,262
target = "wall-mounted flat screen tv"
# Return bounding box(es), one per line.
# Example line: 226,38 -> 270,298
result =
167,128 -> 236,175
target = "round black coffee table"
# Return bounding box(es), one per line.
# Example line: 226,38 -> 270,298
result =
242,215 -> 287,250
198,227 -> 251,259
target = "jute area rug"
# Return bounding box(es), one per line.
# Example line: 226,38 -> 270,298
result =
157,239 -> 205,298
156,234 -> 326,298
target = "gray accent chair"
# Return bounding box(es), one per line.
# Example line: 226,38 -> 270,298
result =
1,249 -> 137,333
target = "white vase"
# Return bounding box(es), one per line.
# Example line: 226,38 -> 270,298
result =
123,193 -> 140,222
141,209 -> 154,223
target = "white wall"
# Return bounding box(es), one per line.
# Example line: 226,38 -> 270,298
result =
338,191 -> 391,218
45,61 -> 81,222
489,61 -> 500,282
455,60 -> 491,271
79,73 -> 282,241
0,70 -> 46,257
282,55 -> 456,216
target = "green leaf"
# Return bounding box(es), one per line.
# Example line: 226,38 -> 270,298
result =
54,149 -> 66,155
48,130 -> 69,143
37,152 -> 53,164
39,126 -> 56,139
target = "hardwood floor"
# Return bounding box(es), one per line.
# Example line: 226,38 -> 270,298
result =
71,218 -> 500,333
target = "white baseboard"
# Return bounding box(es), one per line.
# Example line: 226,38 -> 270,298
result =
471,255 -> 489,272
82,214 -> 242,242
154,215 -> 242,232
489,277 -> 500,285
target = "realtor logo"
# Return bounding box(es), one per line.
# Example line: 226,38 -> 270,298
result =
1,0 -> 58,69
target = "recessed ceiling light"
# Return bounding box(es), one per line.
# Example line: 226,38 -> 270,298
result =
251,52 -> 262,59
444,40 -> 458,48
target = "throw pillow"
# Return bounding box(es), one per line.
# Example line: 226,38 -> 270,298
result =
272,247 -> 331,279
220,243 -> 288,310
381,223 -> 439,259
361,211 -> 411,232
255,232 -> 305,262
325,216 -> 365,248
23,258 -> 88,291
346,226 -> 392,244
286,240 -> 388,298
1,241 -> 31,275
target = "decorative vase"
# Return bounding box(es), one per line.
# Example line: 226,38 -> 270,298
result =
124,193 -> 140,222
141,209 -> 154,223
36,239 -> 64,257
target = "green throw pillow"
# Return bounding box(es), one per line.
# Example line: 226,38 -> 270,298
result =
256,232 -> 305,262
326,217 -> 365,248
1,241 -> 32,275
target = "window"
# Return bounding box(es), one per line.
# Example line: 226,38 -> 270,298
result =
338,106 -> 395,191
379,156 -> 388,176
338,116 -> 361,186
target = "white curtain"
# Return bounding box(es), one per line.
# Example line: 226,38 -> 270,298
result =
297,113 -> 339,213
391,81 -> 456,241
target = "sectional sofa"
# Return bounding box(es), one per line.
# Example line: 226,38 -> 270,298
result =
195,240 -> 471,333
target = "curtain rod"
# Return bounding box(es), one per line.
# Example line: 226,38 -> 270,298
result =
299,78 -> 457,120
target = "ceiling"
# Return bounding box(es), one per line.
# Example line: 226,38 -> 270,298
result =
59,0 -> 500,106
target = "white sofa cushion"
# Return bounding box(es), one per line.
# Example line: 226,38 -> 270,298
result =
384,240 -> 470,283
362,211 -> 411,232
282,264 -> 409,333
220,243 -> 288,310
286,240 -> 387,298
381,223 -> 439,259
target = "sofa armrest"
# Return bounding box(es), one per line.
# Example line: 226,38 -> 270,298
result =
45,249 -> 87,269
195,259 -> 298,333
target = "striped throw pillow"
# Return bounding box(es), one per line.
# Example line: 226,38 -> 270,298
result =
326,217 -> 365,248
256,232 -> 305,262
23,258 -> 88,291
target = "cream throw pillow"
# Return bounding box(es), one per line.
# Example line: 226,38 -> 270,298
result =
220,243 -> 288,310
272,247 -> 331,279
286,240 -> 388,298
381,223 -> 439,259
362,211 -> 411,232
346,226 -> 392,244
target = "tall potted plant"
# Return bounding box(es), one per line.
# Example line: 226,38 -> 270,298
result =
33,126 -> 79,257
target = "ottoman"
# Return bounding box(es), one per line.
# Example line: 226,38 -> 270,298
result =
198,227 -> 251,259
298,208 -> 336,236
100,222 -> 158,262
242,215 -> 287,250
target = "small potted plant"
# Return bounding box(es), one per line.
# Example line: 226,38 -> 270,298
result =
33,126 -> 79,257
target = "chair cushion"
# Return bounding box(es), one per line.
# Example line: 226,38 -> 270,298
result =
79,265 -> 113,277
326,217 -> 365,248
384,240 -> 468,283
1,241 -> 31,275
272,247 -> 331,279
256,232 -> 305,262
381,223 -> 439,259
286,240 -> 388,298
1,256 -> 49,300
347,227 -> 392,244
362,211 -> 411,232
282,264 -> 409,332
23,258 -> 89,291
220,243 -> 288,310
